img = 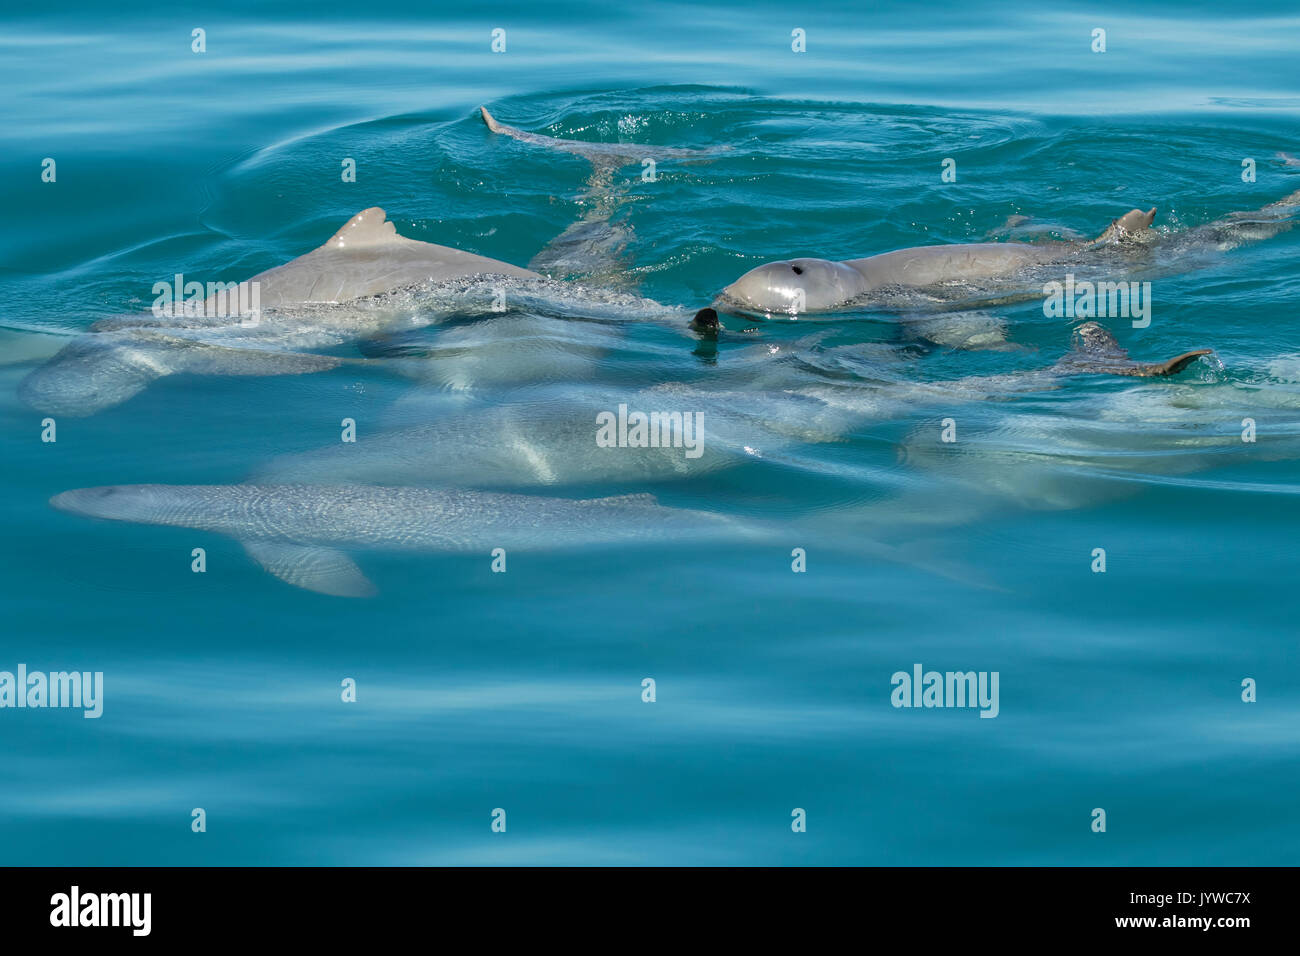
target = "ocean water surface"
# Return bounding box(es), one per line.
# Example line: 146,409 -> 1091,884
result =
2,1 -> 1299,865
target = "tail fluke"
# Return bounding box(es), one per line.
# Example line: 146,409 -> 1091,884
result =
478,105 -> 708,166
1059,321 -> 1212,378
1127,349 -> 1215,377
478,105 -> 715,283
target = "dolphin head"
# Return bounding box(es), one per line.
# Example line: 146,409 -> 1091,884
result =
51,484 -> 191,525
718,258 -> 868,316
689,307 -> 720,337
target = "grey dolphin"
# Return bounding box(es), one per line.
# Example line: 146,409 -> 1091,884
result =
18,207 -> 548,416
22,100 -> 717,418
779,321 -> 1215,449
18,205 -> 687,416
893,346 -> 1300,516
50,483 -> 742,597
295,322 -> 1207,502
253,396 -> 727,489
1054,322 -> 1211,378
49,477 -> 1003,596
251,381 -> 851,491
913,322 -> 1213,397
717,192 -> 1300,316
211,205 -> 540,309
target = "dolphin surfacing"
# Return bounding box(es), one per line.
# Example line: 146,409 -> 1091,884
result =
230,206 -> 539,309
19,208 -> 540,416
1055,322 -> 1212,378
717,193 -> 1300,316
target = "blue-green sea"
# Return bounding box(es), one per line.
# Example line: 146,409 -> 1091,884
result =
3,1 -> 1300,865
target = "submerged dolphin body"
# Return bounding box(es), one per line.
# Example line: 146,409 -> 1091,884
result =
718,192 -> 1300,316
50,483 -> 741,596
895,364 -> 1300,515
247,322 -> 1208,509
49,476 -> 1004,596
254,396 -> 731,489
778,321 -> 1215,457
252,382 -> 849,490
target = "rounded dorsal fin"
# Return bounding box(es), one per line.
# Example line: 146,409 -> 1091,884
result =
322,208 -> 404,250
1093,206 -> 1157,243
1114,206 -> 1157,232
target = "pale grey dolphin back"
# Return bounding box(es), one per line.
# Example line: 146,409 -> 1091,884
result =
237,206 -> 539,309
18,207 -> 540,416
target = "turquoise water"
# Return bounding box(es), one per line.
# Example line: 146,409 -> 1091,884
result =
3,1 -> 1300,865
